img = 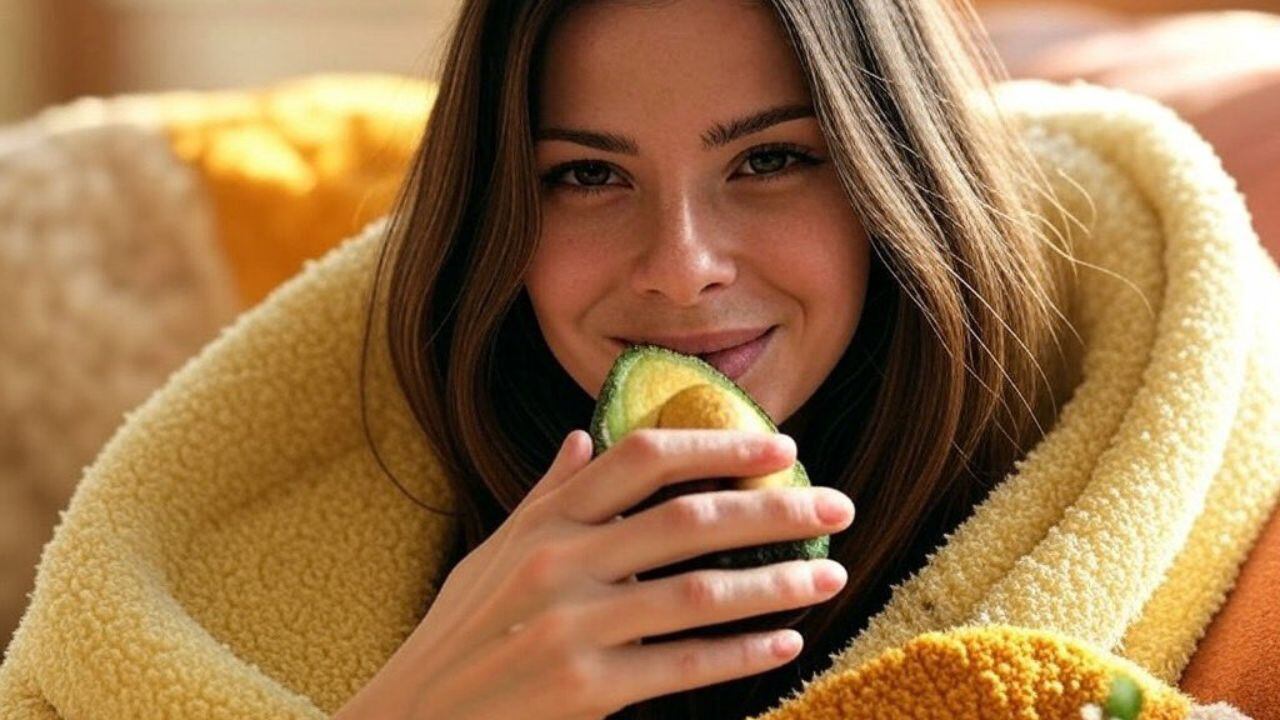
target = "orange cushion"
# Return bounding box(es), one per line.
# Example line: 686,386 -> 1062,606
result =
163,75 -> 435,307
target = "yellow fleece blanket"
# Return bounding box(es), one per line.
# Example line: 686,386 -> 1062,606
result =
2,78 -> 1278,719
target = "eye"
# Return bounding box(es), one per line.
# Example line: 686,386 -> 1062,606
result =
538,142 -> 825,197
539,160 -> 624,197
733,143 -> 824,183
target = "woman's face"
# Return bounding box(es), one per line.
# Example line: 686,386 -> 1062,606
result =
525,0 -> 870,425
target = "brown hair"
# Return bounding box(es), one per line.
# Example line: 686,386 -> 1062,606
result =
359,0 -> 1084,716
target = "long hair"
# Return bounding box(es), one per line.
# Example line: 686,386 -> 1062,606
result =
359,0 -> 1084,716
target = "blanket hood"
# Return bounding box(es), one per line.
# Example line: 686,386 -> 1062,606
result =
2,79 -> 1278,719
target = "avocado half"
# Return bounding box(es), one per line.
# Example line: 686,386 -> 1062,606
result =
589,344 -> 830,580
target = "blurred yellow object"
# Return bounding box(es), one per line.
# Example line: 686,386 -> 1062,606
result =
163,74 -> 435,306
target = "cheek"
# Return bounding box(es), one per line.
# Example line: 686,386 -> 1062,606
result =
526,218 -> 638,399
527,230 -> 599,321
527,197 -> 637,314
753,199 -> 868,317
524,223 -> 625,387
798,233 -> 866,313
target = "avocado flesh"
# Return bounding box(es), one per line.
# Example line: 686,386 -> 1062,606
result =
588,344 -> 830,577
656,384 -> 790,491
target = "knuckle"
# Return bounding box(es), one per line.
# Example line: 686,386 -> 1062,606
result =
733,438 -> 758,463
772,566 -> 812,603
551,652 -> 599,702
764,490 -> 809,526
676,647 -> 703,679
623,429 -> 664,462
521,543 -> 568,591
679,573 -> 726,610
667,495 -> 719,530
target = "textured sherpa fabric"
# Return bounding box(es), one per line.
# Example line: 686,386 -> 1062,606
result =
12,73 -> 434,307
759,625 -> 1197,720
1,78 -> 1278,719
0,73 -> 433,657
828,79 -> 1280,678
0,122 -> 237,652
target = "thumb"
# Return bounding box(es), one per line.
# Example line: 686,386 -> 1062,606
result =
522,429 -> 592,507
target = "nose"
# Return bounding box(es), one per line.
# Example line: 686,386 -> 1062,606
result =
629,193 -> 737,306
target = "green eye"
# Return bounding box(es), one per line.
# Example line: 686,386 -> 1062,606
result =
745,149 -> 789,174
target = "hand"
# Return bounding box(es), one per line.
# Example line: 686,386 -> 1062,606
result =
331,427 -> 854,720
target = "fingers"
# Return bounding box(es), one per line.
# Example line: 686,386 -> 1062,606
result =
595,628 -> 804,710
555,429 -> 797,526
517,430 -> 594,512
583,486 -> 853,583
583,559 -> 847,648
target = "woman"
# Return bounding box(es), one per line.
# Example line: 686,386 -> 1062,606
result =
337,0 -> 1078,717
4,0 -> 1275,718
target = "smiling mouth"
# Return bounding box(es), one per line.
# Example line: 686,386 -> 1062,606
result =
611,325 -> 778,382
612,326 -> 775,356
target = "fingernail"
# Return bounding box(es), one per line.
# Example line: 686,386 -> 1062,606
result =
814,562 -> 847,592
816,493 -> 852,525
772,631 -> 802,658
772,434 -> 796,456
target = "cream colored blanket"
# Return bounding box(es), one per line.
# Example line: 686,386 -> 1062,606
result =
1,79 -> 1278,719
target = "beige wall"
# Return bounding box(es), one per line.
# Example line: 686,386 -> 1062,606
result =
5,0 -> 1278,123
0,0 -> 462,123
0,0 -> 48,122
977,0 -> 1280,12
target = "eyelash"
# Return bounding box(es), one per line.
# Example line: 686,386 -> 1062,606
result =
539,142 -> 824,197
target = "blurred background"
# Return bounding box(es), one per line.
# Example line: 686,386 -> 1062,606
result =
1,0 -> 1278,656
0,0 -> 460,123
2,0 -> 1279,122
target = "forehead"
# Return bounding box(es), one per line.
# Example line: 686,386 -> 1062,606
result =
535,0 -> 812,127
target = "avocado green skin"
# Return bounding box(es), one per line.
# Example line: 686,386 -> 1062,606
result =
588,344 -> 830,571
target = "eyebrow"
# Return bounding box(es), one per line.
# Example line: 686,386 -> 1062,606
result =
534,102 -> 815,155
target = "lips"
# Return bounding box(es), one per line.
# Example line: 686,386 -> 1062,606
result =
694,325 -> 775,380
614,326 -> 773,355
612,325 -> 777,382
